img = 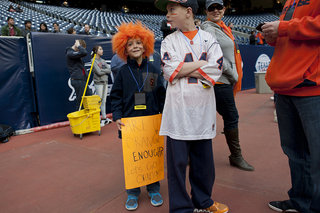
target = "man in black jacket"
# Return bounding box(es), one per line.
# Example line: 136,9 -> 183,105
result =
21,20 -> 35,38
78,24 -> 92,35
65,39 -> 92,110
161,18 -> 176,39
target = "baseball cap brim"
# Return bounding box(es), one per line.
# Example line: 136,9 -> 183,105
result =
155,0 -> 175,12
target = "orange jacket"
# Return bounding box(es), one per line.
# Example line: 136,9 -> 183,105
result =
256,32 -> 264,44
265,0 -> 320,96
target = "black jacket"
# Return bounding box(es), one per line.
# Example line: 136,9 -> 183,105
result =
111,57 -> 166,122
161,19 -> 176,39
65,46 -> 88,81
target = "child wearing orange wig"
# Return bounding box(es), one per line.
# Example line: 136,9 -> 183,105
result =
110,21 -> 166,211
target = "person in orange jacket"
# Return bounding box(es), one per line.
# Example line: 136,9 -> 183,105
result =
255,31 -> 264,45
262,0 -> 320,212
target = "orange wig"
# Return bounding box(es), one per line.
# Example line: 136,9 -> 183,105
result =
112,21 -> 155,61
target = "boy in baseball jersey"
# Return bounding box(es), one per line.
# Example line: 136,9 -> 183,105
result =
155,0 -> 229,212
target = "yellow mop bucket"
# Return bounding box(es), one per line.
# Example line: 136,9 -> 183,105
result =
67,108 -> 101,139
67,54 -> 102,139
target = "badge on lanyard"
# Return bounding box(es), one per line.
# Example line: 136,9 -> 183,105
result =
127,64 -> 149,110
202,82 -> 211,89
134,91 -> 147,110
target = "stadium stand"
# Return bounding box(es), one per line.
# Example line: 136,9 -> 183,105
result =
0,0 -> 279,42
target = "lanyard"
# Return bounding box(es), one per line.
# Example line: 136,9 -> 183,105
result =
127,63 -> 148,92
181,29 -> 202,60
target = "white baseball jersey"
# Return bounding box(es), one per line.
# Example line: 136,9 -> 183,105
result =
159,28 -> 223,140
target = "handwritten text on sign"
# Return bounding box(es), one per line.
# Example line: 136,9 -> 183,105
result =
121,114 -> 164,190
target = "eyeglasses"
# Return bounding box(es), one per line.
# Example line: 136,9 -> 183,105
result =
207,4 -> 223,12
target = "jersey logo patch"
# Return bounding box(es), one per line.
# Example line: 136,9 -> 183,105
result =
199,52 -> 207,61
184,53 -> 193,62
298,0 -> 310,7
188,77 -> 198,84
150,77 -> 154,87
162,52 -> 171,60
216,57 -> 223,70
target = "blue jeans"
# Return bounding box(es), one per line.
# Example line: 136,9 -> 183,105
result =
71,79 -> 92,111
276,94 -> 320,213
126,181 -> 160,197
214,84 -> 239,130
166,137 -> 214,213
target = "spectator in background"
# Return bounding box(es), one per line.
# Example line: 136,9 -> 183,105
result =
249,31 -> 257,45
39,22 -> 48,32
120,6 -> 125,16
1,17 -> 22,36
161,18 -> 176,39
66,39 -> 91,111
8,5 -> 16,12
78,24 -> 91,35
21,20 -> 35,38
194,18 -> 201,27
228,22 -> 234,30
15,5 -> 23,13
91,45 -> 112,127
256,30 -> 264,45
52,23 -> 62,33
110,53 -> 125,78
67,27 -> 76,34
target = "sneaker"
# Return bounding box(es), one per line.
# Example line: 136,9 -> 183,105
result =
104,118 -> 112,125
196,201 -> 228,213
100,120 -> 105,127
125,195 -> 138,211
268,200 -> 298,212
148,192 -> 163,206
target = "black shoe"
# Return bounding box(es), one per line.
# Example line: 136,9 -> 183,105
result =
268,200 -> 299,212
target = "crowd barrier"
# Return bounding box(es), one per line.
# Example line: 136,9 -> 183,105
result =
0,33 -> 274,130
0,37 -> 38,131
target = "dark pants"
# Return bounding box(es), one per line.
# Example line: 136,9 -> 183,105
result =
276,94 -> 320,213
71,79 -> 92,111
167,137 -> 215,213
126,181 -> 160,196
214,84 -> 239,130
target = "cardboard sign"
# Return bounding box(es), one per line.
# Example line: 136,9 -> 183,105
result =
121,114 -> 164,189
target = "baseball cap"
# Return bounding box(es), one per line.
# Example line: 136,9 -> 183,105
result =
206,0 -> 224,10
155,0 -> 199,14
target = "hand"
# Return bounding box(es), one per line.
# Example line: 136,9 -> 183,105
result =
74,40 -> 80,47
116,119 -> 125,131
262,33 -> 278,43
261,21 -> 280,39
